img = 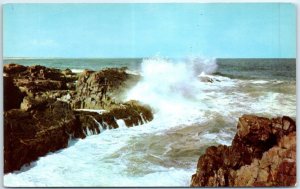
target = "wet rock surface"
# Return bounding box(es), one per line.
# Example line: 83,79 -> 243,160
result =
4,76 -> 25,111
72,67 -> 140,109
190,115 -> 296,187
4,101 -> 77,173
3,63 -> 153,173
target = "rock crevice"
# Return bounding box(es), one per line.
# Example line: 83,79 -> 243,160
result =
4,63 -> 153,173
191,115 -> 296,187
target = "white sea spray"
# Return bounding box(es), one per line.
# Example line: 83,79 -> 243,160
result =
4,57 -> 296,187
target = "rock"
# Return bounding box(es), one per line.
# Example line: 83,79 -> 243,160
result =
4,63 -> 27,75
62,68 -> 79,84
3,64 -> 27,75
73,111 -> 118,133
74,100 -> 154,130
15,79 -> 65,95
3,63 -> 154,174
199,75 -> 214,83
4,64 -> 64,81
20,96 -> 56,111
62,68 -> 73,75
191,115 -> 296,187
4,76 -> 25,111
233,132 -> 296,186
3,64 -> 79,97
73,112 -> 101,138
108,100 -> 153,127
72,68 -> 140,109
25,65 -> 65,81
4,100 -> 77,173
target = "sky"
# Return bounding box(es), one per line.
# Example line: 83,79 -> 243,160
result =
3,3 -> 296,58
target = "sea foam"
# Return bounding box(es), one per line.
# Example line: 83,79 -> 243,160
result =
4,57 -> 296,187
126,57 -> 218,114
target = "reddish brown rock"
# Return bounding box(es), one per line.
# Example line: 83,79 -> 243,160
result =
4,64 -> 79,97
191,115 -> 296,187
74,100 -> 154,131
4,64 -> 65,80
72,68 -> 140,109
109,100 -> 153,127
233,132 -> 296,186
3,63 -> 154,174
4,100 -> 78,173
4,63 -> 27,75
3,76 -> 25,111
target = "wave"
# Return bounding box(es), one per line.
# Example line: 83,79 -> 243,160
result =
125,56 -> 296,122
71,69 -> 85,73
4,56 -> 296,187
126,57 -> 218,114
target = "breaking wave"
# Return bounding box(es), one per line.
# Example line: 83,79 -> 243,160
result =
4,57 -> 296,187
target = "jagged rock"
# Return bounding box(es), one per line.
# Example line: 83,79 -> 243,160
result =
3,63 -> 154,174
4,76 -> 25,111
73,112 -> 101,138
62,68 -> 73,75
108,100 -> 153,127
23,65 -> 66,81
62,68 -> 79,84
191,115 -> 296,187
72,68 -> 140,109
4,64 -> 64,80
73,111 -> 118,133
20,96 -> 59,111
4,100 -> 77,173
4,64 -> 79,96
74,100 -> 154,130
199,75 -> 214,83
233,132 -> 296,186
16,79 -> 65,95
4,64 -> 27,75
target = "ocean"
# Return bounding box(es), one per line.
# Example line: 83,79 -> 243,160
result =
3,57 -> 296,187
4,57 -> 296,80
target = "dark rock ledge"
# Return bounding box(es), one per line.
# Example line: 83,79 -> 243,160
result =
4,63 -> 153,173
191,114 -> 296,187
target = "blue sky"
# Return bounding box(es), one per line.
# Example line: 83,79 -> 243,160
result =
3,3 -> 296,58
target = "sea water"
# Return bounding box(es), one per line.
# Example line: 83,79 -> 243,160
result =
3,57 -> 296,187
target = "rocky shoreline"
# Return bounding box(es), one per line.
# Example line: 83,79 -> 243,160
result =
4,63 -> 153,173
3,63 -> 296,187
191,114 -> 296,187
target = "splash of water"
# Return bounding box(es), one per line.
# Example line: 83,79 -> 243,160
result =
4,57 -> 296,187
126,57 -> 218,115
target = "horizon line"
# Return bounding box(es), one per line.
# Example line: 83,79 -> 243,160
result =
3,56 -> 296,59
